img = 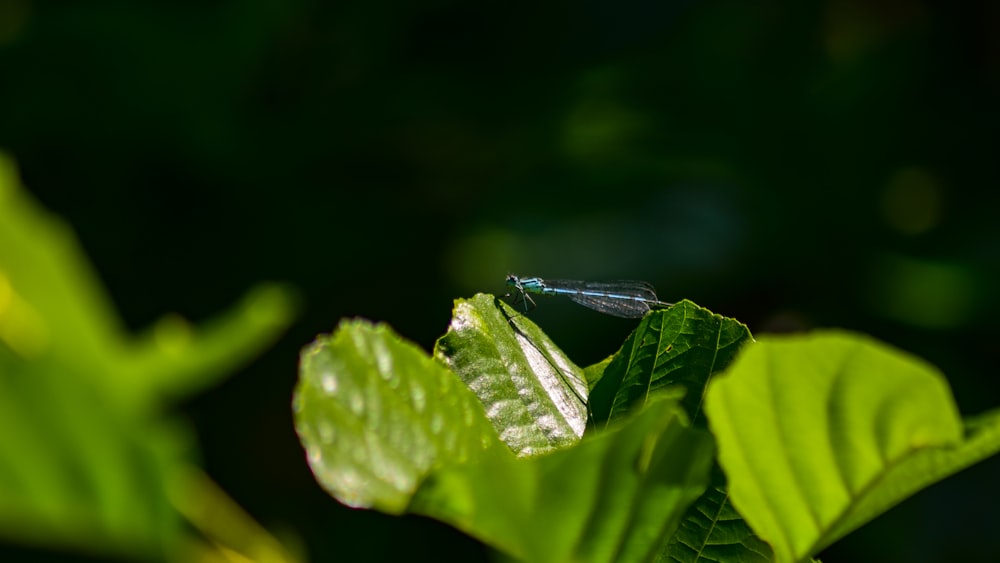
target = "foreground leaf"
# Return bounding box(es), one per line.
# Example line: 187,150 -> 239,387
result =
411,393 -> 714,563
704,330 -> 1000,563
435,295 -> 588,456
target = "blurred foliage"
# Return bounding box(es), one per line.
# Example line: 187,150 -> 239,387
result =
0,153 -> 299,560
0,0 -> 997,561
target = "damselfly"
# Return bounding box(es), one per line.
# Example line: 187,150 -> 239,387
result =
505,275 -> 672,319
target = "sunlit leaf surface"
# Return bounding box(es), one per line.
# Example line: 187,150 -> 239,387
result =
705,331 -> 1000,563
435,294 -> 588,456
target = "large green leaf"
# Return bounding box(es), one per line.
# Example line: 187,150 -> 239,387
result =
589,300 -> 752,430
435,294 -> 588,456
704,330 -> 1000,563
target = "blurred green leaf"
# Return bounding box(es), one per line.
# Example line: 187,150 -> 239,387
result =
0,152 -> 299,560
0,348 -> 190,557
434,294 -> 588,456
0,155 -> 125,368
293,319 -> 504,514
589,300 -> 753,429
125,282 -> 298,407
704,331 -> 1000,563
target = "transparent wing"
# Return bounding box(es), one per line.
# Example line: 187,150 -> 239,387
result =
565,292 -> 652,318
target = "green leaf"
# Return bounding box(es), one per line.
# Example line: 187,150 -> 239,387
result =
590,300 -> 752,429
434,294 -> 589,456
294,319 -> 504,514
659,467 -> 773,562
583,355 -> 614,390
412,393 -> 715,563
704,330 -> 1000,563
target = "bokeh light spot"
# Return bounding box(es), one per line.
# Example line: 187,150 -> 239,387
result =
868,254 -> 978,329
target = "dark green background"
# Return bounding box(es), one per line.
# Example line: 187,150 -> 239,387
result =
1,1 -> 997,561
